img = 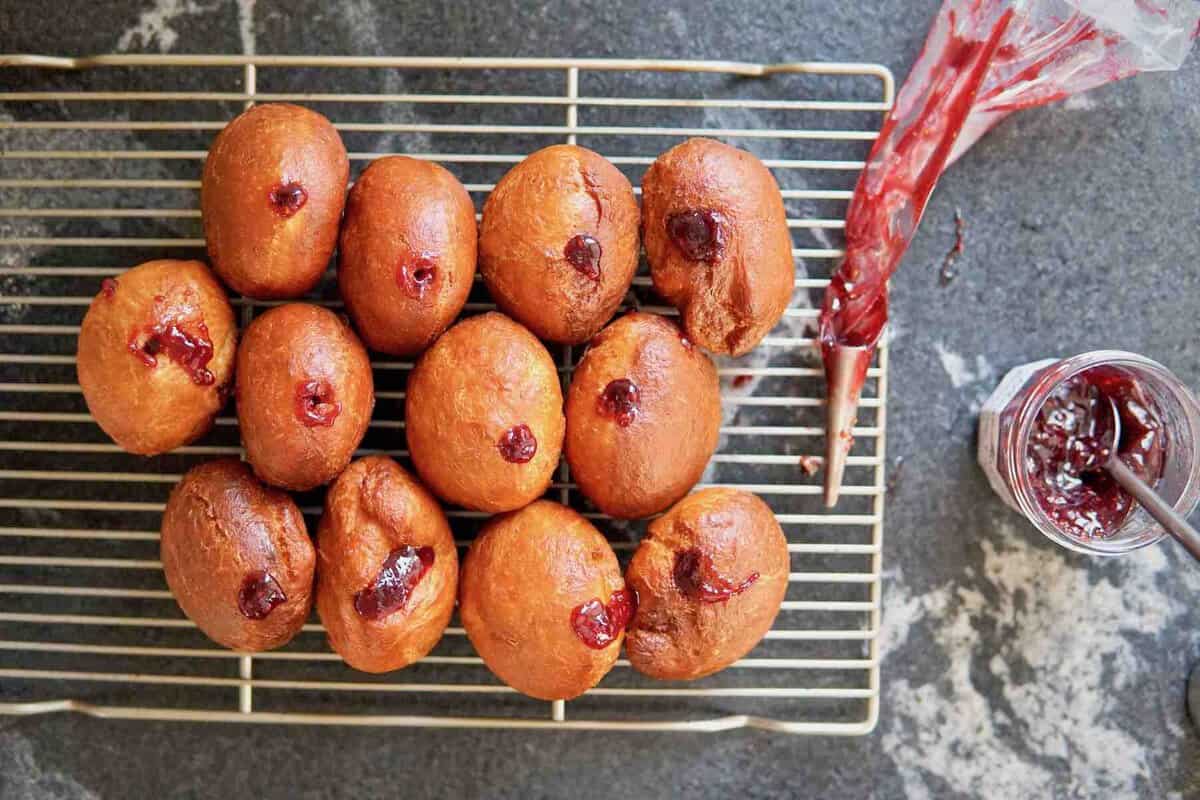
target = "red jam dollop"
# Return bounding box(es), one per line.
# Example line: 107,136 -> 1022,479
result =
396,254 -> 438,299
571,588 -> 637,649
564,234 -> 602,280
268,181 -> 308,217
497,424 -> 537,463
1026,367 -> 1165,541
598,378 -> 639,427
294,379 -> 341,427
673,547 -> 759,603
127,319 -> 216,386
666,209 -> 725,262
237,570 -> 287,620
353,545 -> 436,621
100,278 -> 118,299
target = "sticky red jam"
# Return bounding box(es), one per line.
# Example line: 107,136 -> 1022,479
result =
673,548 -> 759,603
564,234 -> 602,280
354,545 -> 435,621
1026,367 -> 1165,541
598,378 -> 639,427
237,570 -> 287,620
571,588 -> 636,649
497,424 -> 537,463
127,319 -> 216,386
268,181 -> 308,217
396,254 -> 438,299
666,209 -> 725,262
294,379 -> 341,427
100,278 -> 118,299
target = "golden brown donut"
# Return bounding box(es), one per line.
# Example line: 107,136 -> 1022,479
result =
338,156 -> 477,356
160,458 -> 315,651
76,259 -> 236,456
236,303 -> 374,491
624,488 -> 789,681
316,456 -> 457,673
405,312 -> 564,512
565,311 -> 720,519
202,103 -> 349,299
641,138 -> 794,356
479,145 -> 639,344
459,500 -> 631,700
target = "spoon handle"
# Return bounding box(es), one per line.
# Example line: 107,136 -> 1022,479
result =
1107,458 -> 1200,562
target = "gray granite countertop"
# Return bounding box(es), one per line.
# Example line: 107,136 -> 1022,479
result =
2,1 -> 1199,798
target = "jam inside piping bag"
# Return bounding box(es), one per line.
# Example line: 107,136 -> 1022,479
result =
819,0 -> 1198,506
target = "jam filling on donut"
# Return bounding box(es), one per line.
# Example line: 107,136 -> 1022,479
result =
354,545 -> 436,621
127,318 -> 216,386
571,588 -> 637,649
564,234 -> 602,281
598,379 -> 639,427
396,254 -> 438,300
666,209 -> 726,262
100,278 -> 118,299
673,548 -> 759,603
268,181 -> 308,217
294,379 -> 341,427
238,570 -> 287,620
498,424 -> 537,463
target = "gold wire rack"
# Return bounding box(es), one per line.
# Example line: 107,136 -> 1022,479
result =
0,53 -> 893,734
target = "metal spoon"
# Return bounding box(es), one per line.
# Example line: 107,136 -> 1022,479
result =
1098,397 -> 1200,560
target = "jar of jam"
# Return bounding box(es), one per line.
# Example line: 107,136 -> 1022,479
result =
979,351 -> 1200,555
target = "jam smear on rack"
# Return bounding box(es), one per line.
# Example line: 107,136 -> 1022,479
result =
128,318 -> 216,386
497,424 -> 537,463
354,545 -> 436,621
571,588 -> 637,649
564,234 -> 603,280
294,379 -> 341,427
237,570 -> 287,620
396,254 -> 438,299
268,181 -> 308,217
666,209 -> 725,262
673,548 -> 759,603
1026,367 -> 1165,540
598,378 -> 639,427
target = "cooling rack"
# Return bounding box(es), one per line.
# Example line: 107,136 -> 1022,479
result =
0,54 -> 893,735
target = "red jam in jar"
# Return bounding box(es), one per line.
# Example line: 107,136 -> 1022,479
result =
1025,367 -> 1164,541
979,351 -> 1200,555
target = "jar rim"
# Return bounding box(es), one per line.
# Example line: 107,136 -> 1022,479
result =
1004,350 -> 1200,556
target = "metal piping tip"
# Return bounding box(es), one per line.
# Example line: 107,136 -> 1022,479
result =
822,343 -> 872,508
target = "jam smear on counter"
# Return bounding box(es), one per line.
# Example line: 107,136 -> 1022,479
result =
268,181 -> 308,217
666,209 -> 725,263
128,318 -> 216,386
237,570 -> 287,620
497,424 -> 537,463
571,588 -> 637,649
564,234 -> 603,280
354,545 -> 436,621
1026,367 -> 1165,540
673,547 -> 759,603
294,379 -> 341,427
598,378 -> 639,427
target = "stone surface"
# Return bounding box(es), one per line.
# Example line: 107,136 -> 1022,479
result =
2,1 -> 1200,798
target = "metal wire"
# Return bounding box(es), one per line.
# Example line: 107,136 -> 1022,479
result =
0,53 -> 893,734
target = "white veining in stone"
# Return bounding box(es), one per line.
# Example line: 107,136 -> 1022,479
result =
881,517 -> 1197,797
116,0 -> 221,53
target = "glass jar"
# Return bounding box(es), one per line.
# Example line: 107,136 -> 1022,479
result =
978,350 -> 1200,556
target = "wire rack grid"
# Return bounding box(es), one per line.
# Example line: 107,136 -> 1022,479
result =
0,53 -> 893,735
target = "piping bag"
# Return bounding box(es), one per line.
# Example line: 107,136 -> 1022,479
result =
820,0 -> 1199,506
